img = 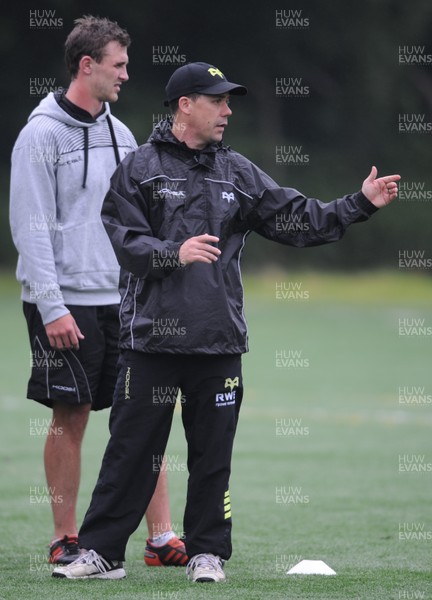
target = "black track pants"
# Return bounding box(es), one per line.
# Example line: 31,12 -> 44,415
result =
79,350 -> 243,561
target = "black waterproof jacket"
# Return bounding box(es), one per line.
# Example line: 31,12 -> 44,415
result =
101,121 -> 377,354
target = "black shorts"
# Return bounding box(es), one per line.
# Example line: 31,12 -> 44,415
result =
23,302 -> 120,411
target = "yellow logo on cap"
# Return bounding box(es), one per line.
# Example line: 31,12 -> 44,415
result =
208,67 -> 224,79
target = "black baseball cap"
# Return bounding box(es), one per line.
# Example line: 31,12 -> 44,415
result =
164,62 -> 247,106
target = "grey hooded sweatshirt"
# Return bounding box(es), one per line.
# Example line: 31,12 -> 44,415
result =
10,92 -> 137,325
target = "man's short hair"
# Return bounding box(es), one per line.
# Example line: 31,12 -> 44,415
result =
169,93 -> 201,116
65,15 -> 131,79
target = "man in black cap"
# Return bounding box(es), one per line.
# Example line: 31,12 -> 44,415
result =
53,62 -> 400,583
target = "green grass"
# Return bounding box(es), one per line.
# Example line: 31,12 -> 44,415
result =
1,270 -> 431,600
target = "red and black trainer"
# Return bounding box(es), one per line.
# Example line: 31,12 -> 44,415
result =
144,536 -> 188,567
48,535 -> 81,564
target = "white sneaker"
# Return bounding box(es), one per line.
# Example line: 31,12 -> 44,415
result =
186,553 -> 226,583
52,549 -> 126,579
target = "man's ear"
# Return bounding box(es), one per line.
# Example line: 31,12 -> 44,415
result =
178,96 -> 192,116
79,55 -> 93,76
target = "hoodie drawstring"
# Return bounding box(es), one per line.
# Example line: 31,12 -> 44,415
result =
106,115 -> 121,165
81,114 -> 121,189
82,127 -> 89,188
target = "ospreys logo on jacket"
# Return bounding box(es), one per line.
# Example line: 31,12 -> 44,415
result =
101,119 -> 377,356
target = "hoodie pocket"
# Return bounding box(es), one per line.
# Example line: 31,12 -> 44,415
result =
61,221 -> 118,283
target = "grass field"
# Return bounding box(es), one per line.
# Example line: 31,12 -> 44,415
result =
1,270 -> 431,600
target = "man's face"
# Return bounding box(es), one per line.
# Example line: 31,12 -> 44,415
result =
186,93 -> 233,148
89,40 -> 129,103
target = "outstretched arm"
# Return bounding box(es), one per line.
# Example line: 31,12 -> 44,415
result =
235,159 -> 401,247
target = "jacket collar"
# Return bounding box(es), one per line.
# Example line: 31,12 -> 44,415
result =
148,119 -> 226,169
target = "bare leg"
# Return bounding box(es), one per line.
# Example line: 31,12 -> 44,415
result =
44,402 -> 91,539
145,457 -> 173,539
